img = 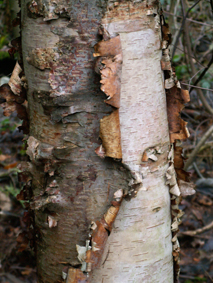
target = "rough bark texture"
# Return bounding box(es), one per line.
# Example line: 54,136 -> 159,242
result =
19,0 -> 176,282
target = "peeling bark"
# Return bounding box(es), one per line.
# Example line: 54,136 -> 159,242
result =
13,0 -> 194,282
0,62 -> 29,133
99,110 -> 122,159
161,14 -> 195,282
93,2 -> 174,282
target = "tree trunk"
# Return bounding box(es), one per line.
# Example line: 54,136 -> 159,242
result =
13,0 -> 192,282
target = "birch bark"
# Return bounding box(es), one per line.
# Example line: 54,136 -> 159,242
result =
20,1 -> 174,282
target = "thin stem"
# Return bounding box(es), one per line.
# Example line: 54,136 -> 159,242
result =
172,0 -> 202,59
180,82 -> 213,92
180,220 -> 213,236
193,162 -> 204,179
181,0 -> 213,115
190,53 -> 213,93
163,11 -> 213,27
184,124 -> 213,170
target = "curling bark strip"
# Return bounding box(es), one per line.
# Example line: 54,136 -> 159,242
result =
5,0 -> 194,282
161,13 -> 195,282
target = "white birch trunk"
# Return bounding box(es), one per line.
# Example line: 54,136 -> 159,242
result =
92,3 -> 173,282
18,0 -> 177,282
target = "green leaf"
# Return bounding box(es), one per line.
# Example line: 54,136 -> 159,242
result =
175,65 -> 188,79
173,54 -> 182,63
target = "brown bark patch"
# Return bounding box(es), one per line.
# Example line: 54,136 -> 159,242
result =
99,110 -> 122,159
66,267 -> 88,283
76,190 -> 123,274
93,36 -> 121,57
27,48 -> 58,70
101,2 -> 158,33
100,56 -> 122,108
166,86 -> 190,143
27,0 -> 70,21
94,36 -> 122,109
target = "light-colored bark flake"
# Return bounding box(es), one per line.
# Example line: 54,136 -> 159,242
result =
8,62 -> 23,95
119,29 -> 169,165
99,110 -> 122,159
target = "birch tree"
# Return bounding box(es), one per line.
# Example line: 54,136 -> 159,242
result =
0,0 -> 195,282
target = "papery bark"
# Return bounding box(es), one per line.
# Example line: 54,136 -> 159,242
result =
19,1 -> 180,282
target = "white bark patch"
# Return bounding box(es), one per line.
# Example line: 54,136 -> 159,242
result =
119,29 -> 169,166
92,167 -> 173,282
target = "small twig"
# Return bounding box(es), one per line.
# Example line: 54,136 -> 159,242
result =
180,82 -> 213,92
190,53 -> 213,93
189,67 -> 205,87
181,0 -> 213,115
193,162 -> 204,179
164,11 -> 213,27
173,45 -> 212,69
184,125 -> 213,170
182,111 -> 199,124
205,270 -> 213,282
172,0 -> 202,59
194,118 -> 210,147
180,220 -> 213,236
169,0 -> 181,56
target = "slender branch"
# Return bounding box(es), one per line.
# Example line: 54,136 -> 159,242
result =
181,0 -> 213,115
172,0 -> 202,59
180,82 -> 213,92
189,67 -> 205,87
173,45 -> 213,69
190,53 -> 213,93
193,162 -> 204,179
164,11 -> 213,27
180,220 -> 213,236
184,124 -> 213,170
169,0 -> 181,56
